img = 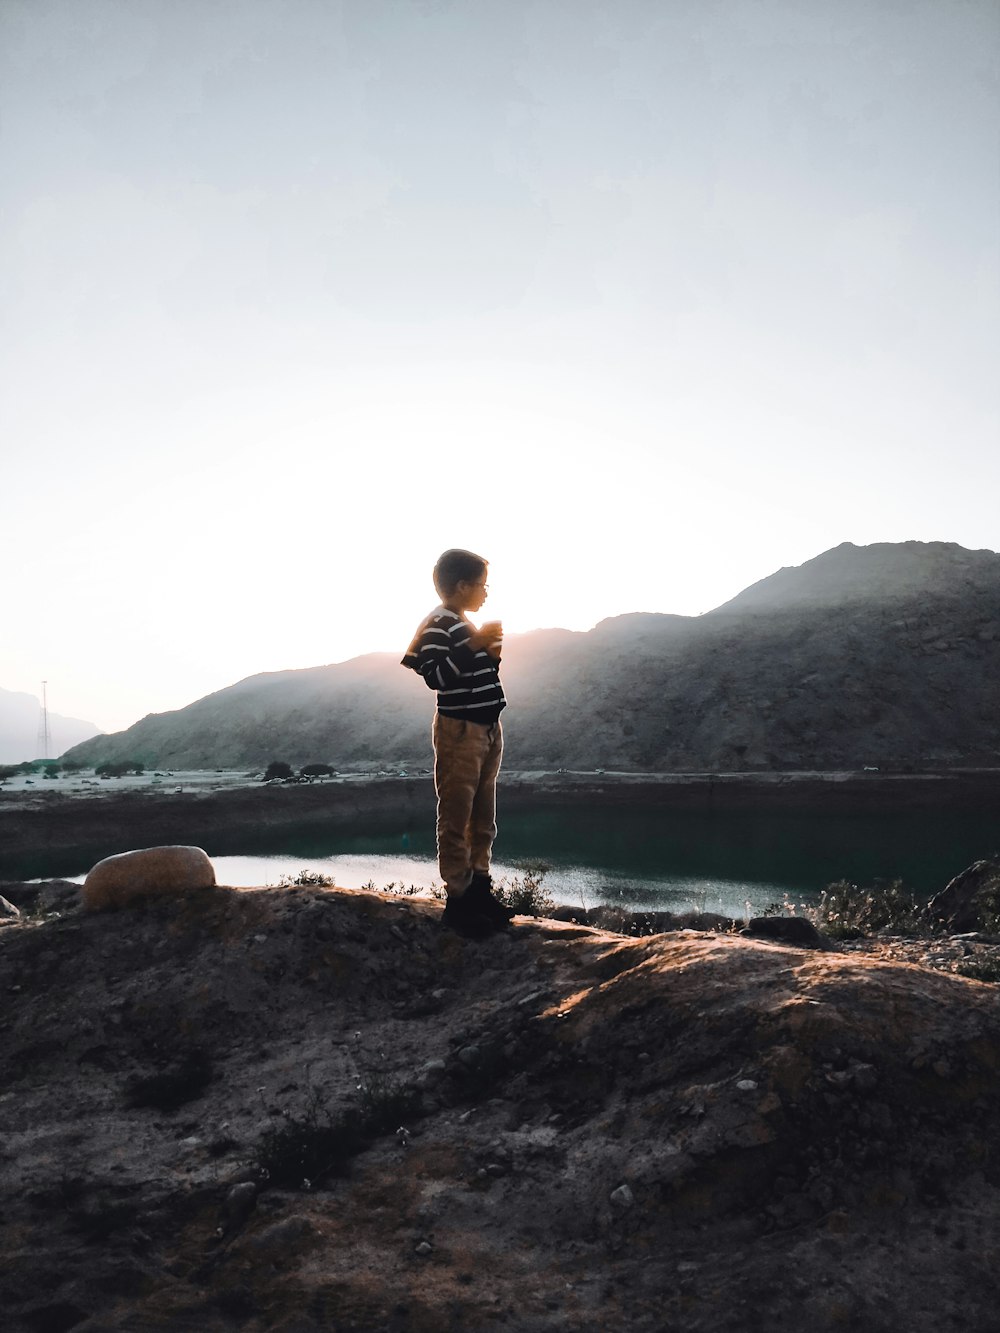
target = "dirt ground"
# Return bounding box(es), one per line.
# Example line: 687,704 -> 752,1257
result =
2,880 -> 999,1332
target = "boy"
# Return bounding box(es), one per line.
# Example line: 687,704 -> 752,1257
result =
402,549 -> 515,938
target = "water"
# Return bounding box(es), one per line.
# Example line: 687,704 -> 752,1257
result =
60,804 -> 998,919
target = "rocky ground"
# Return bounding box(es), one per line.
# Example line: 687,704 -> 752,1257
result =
2,879 -> 1000,1332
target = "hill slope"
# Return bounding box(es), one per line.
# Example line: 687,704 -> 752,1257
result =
63,541 -> 1000,772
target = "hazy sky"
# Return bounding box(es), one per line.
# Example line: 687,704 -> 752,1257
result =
2,0 -> 998,735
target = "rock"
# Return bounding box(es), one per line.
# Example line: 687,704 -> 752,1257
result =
224,1182 -> 258,1225
925,860 -> 1000,933
244,1215 -> 317,1253
742,916 -> 833,949
610,1184 -> 634,1210
0,896 -> 20,919
415,1240 -> 433,1255
81,846 -> 216,911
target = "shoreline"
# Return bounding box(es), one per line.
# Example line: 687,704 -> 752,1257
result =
3,768 -> 1000,881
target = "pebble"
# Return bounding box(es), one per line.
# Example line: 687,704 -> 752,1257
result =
414,1241 -> 433,1256
610,1184 -> 634,1210
736,1079 -> 758,1092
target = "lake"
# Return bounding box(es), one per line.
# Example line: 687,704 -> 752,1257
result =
62,803 -> 995,919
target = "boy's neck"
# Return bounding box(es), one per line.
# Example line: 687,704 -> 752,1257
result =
441,599 -> 468,617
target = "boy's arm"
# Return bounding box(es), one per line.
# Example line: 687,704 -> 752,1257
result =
402,615 -> 480,691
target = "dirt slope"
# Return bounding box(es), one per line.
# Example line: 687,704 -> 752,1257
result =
1,883 -> 999,1331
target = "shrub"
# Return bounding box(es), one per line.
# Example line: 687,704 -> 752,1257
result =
806,878 -> 925,938
255,1106 -> 364,1189
278,868 -> 336,888
95,760 -> 144,777
493,861 -> 554,918
301,763 -> 335,778
957,955 -> 1000,984
253,1071 -> 419,1190
264,761 -> 293,781
124,1047 -> 214,1111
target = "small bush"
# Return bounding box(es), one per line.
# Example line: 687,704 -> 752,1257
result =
956,955 -> 1000,984
264,761 -> 293,781
125,1048 -> 214,1111
278,868 -> 336,888
356,1067 -> 421,1134
256,1109 -> 364,1189
806,878 -> 925,937
253,1070 -> 420,1191
377,880 -> 441,898
493,861 -> 554,918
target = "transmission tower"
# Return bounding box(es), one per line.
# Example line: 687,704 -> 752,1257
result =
37,681 -> 51,760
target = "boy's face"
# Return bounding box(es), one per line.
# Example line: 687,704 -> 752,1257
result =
454,572 -> 489,613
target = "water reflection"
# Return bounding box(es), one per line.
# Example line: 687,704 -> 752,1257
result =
37,803 -> 998,919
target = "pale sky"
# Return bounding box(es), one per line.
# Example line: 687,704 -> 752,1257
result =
2,0 -> 998,735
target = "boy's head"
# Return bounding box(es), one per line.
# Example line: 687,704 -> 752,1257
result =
434,548 -> 489,612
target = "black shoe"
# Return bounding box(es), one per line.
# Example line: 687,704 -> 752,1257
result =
441,890 -> 497,940
467,872 -> 516,926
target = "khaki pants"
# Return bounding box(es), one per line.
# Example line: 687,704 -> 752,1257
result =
433,714 -> 503,898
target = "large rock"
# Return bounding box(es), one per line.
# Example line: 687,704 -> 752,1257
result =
82,845 -> 216,911
924,859 -> 1000,933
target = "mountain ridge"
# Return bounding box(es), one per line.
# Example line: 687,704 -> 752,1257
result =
62,541 -> 1000,772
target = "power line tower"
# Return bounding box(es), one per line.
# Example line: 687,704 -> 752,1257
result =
37,681 -> 51,760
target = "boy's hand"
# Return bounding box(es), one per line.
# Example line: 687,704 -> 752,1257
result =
470,621 -> 503,658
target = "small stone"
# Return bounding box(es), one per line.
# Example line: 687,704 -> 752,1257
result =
414,1241 -> 433,1256
224,1182 -> 258,1224
736,1079 -> 758,1092
610,1184 -> 634,1210
0,896 -> 20,918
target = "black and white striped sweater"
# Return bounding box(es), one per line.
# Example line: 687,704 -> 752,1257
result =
401,606 -> 506,724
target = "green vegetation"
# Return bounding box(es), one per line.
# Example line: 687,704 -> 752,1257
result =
278,868 -> 337,888
253,1068 -> 419,1191
493,861 -> 554,918
804,878 -> 925,938
956,955 -> 1000,984
96,760 -> 144,777
124,1047 -> 214,1112
263,760 -> 293,780
301,763 -> 335,778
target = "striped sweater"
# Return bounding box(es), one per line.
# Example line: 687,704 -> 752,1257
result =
401,606 -> 506,723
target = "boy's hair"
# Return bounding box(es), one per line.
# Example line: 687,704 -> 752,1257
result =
434,548 -> 488,597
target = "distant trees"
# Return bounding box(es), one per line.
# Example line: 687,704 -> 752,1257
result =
262,761 -> 336,782
95,760 -> 145,778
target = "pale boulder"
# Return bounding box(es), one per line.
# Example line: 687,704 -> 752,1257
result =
82,845 -> 216,911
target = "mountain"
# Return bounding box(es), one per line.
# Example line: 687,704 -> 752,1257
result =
62,541 -> 1000,773
0,687 -> 101,764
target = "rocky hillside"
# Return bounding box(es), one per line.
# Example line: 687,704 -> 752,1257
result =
1,877 -> 999,1331
63,541 -> 1000,772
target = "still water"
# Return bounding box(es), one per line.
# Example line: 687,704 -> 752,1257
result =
197,804 -> 997,919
